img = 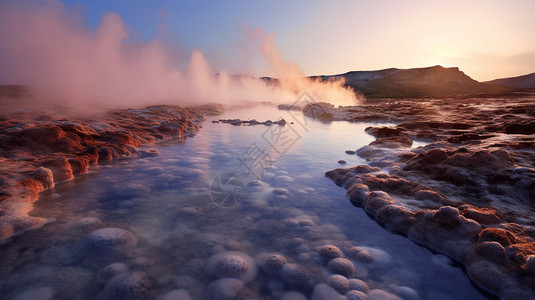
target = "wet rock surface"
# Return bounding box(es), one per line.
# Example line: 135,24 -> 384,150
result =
0,104 -> 221,241
325,93 -> 535,298
213,118 -> 288,126
0,102 -> 495,300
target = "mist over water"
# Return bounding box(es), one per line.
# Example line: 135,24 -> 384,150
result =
0,0 -> 359,111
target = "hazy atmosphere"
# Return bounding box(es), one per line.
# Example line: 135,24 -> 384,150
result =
1,0 -> 535,108
1,1 -> 534,300
23,0 -> 535,81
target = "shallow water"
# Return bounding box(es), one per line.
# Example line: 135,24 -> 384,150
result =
0,105 -> 491,299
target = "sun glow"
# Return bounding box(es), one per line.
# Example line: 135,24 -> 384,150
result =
428,44 -> 464,59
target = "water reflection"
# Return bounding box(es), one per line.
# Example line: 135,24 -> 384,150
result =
0,105 -> 490,299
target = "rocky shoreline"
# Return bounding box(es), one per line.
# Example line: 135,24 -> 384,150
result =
0,104 -> 223,241
1,93 -> 534,298
313,93 -> 535,298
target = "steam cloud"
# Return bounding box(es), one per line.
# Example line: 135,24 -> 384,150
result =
0,0 -> 359,110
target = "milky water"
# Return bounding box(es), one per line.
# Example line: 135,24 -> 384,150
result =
0,105 -> 492,299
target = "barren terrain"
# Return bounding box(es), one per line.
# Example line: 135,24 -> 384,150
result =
311,92 -> 535,298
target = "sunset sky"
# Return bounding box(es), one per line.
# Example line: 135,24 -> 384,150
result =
2,0 -> 533,82
54,0 -> 535,81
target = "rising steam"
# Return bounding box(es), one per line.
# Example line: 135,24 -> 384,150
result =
0,0 -> 359,110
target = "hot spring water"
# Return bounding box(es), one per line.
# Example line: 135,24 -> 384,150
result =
0,105 -> 491,299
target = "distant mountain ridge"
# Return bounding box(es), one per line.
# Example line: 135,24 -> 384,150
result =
484,72 -> 535,89
2,67 -> 534,101
314,65 -> 514,98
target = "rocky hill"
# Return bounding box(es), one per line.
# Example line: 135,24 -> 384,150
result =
315,65 -> 511,98
485,72 -> 535,89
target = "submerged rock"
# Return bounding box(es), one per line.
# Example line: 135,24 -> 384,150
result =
96,272 -> 151,300
204,278 -> 243,300
85,228 -> 138,251
84,228 -> 138,263
318,245 -> 344,261
280,263 -> 314,286
97,263 -> 129,284
311,283 -> 347,300
247,180 -> 269,192
256,252 -> 287,275
358,247 -> 392,270
273,188 -> 289,196
347,278 -> 369,293
347,247 -> 374,264
367,289 -> 401,300
275,175 -> 294,184
326,274 -> 349,294
206,251 -> 257,283
392,286 -> 420,300
328,258 -> 354,277
193,233 -> 224,257
346,290 -> 368,300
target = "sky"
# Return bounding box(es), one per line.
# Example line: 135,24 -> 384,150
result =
50,0 -> 535,82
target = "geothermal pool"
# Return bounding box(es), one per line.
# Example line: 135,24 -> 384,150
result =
0,105 -> 492,299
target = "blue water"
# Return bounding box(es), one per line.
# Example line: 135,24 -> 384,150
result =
0,105 -> 490,299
